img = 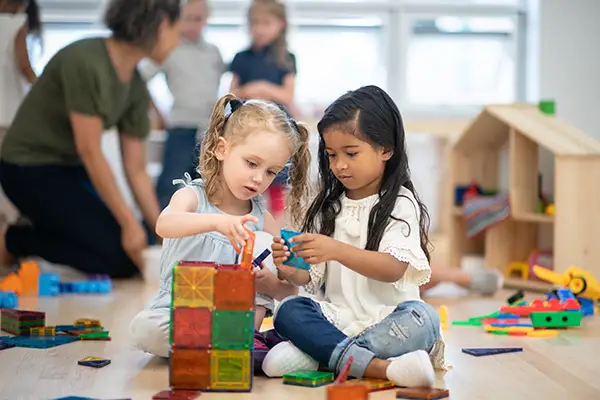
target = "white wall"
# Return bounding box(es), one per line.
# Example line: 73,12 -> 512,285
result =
528,0 -> 600,195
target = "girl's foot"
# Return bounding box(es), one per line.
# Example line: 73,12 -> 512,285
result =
469,269 -> 503,296
386,350 -> 435,388
261,341 -> 318,377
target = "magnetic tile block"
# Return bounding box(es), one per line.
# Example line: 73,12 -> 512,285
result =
39,273 -> 60,296
74,318 -> 101,327
56,324 -> 87,332
0,341 -> 15,351
0,291 -> 18,308
253,249 -> 271,268
173,307 -> 212,349
79,331 -> 110,340
327,383 -> 369,400
152,390 -> 201,400
462,347 -> 523,357
346,378 -> 396,392
210,349 -> 252,391
30,326 -> 56,336
173,264 -> 215,308
78,356 -> 111,368
213,268 -> 255,311
2,335 -> 78,349
530,310 -> 582,328
170,348 -> 211,390
211,311 -> 254,350
280,228 -> 311,270
283,370 -> 335,387
2,309 -> 45,320
396,387 -> 449,399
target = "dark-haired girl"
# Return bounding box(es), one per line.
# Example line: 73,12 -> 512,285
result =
268,85 -> 447,387
0,0 -> 181,277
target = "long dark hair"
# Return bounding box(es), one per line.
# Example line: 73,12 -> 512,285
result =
301,85 -> 431,260
25,0 -> 41,38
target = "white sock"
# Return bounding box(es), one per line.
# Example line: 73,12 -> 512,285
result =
261,341 -> 319,378
385,350 -> 435,388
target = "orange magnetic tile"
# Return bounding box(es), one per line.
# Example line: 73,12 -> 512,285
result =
173,265 -> 215,308
327,384 -> 369,400
173,307 -> 212,349
19,260 -> 40,296
170,348 -> 211,391
213,268 -> 255,311
396,387 -> 449,399
348,378 -> 396,392
0,272 -> 22,296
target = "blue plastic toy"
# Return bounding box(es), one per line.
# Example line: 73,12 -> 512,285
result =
0,291 -> 17,309
280,229 -> 311,271
39,273 -> 60,296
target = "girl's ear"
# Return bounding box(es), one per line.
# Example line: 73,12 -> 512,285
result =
381,147 -> 393,161
214,137 -> 228,161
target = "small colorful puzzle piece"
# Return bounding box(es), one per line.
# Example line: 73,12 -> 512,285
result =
462,347 -> 523,357
1,308 -> 45,335
396,387 -> 449,399
280,228 -> 311,270
78,356 -> 111,368
2,335 -> 78,349
30,326 -> 56,336
283,370 -> 335,387
79,331 -> 111,341
152,390 -> 201,400
500,298 -> 580,317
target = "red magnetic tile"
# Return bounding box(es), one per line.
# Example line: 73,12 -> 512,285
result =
173,307 -> 212,349
170,348 -> 211,390
213,269 -> 255,311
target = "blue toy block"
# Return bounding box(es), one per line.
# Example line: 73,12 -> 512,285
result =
2,335 -> 79,349
0,336 -> 16,351
55,324 -> 87,332
280,229 -> 311,271
496,313 -> 520,319
462,347 -> 523,357
39,273 -> 60,296
59,279 -> 112,294
546,291 -> 559,300
490,322 -> 532,328
556,288 -> 576,303
0,291 -> 18,308
579,297 -> 595,316
59,282 -> 74,293
253,249 -> 271,269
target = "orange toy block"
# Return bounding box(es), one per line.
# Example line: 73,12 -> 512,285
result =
500,298 -> 579,317
19,260 -> 40,296
0,273 -> 22,296
239,230 -> 255,271
213,265 -> 255,311
170,348 -> 211,391
327,383 -> 369,400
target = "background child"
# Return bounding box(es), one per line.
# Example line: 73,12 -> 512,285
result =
140,0 -> 225,210
229,0 -> 297,224
129,93 -> 312,372
265,85 -> 446,388
0,0 -> 40,223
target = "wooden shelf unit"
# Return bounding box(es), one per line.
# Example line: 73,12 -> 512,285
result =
446,104 -> 600,280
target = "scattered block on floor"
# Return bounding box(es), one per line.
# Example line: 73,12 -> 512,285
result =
530,310 -> 581,328
152,390 -> 201,400
462,347 -> 523,357
396,387 -> 450,399
2,335 -> 78,349
0,340 -> 16,351
346,378 -> 396,392
282,370 -> 335,388
0,290 -> 18,308
30,326 -> 56,336
78,356 -> 111,368
327,382 -> 369,400
1,309 -> 45,335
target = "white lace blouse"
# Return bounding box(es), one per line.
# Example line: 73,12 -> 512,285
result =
303,187 -> 447,370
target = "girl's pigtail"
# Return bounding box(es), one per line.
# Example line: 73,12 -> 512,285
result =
200,93 -> 237,204
25,0 -> 42,38
287,122 -> 311,229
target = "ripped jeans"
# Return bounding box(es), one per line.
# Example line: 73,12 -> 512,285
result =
273,296 -> 440,378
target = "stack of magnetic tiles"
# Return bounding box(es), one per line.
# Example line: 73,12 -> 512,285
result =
169,232 -> 257,393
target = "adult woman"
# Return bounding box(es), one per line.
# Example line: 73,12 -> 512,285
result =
0,0 -> 182,278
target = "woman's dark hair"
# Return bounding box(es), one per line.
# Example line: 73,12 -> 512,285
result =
24,0 -> 41,38
104,0 -> 181,51
301,85 -> 431,261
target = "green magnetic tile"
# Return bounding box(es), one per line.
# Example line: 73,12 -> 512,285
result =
211,311 -> 254,350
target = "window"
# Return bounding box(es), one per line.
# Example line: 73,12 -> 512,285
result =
403,15 -> 517,109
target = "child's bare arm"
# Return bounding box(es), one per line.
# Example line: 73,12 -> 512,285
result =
14,25 -> 36,84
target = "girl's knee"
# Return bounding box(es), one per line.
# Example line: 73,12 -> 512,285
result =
130,309 -> 170,358
396,301 -> 441,345
273,295 -> 314,330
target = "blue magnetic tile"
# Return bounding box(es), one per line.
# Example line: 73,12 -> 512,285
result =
78,359 -> 111,368
280,228 -> 311,270
3,335 -> 79,349
490,323 -> 532,328
462,347 -> 523,357
0,291 -> 18,308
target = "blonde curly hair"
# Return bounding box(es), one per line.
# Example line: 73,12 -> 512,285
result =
200,93 -> 311,228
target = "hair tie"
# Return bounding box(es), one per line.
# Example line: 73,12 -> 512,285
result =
224,99 -> 244,118
289,118 -> 299,132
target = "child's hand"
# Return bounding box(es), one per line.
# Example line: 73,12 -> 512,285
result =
291,233 -> 343,264
271,237 -> 298,279
254,264 -> 280,297
216,214 -> 258,253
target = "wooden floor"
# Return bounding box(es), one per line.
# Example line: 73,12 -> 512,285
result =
1,280 -> 599,400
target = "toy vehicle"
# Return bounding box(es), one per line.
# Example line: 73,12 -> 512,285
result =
533,265 -> 600,301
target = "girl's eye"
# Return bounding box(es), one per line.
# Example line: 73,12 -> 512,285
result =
267,170 -> 277,177
326,153 -> 335,158
247,160 -> 258,168
347,152 -> 357,157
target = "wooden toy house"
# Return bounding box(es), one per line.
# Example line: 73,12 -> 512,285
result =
446,103 -> 600,284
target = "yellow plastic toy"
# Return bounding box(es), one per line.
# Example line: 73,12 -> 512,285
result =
505,261 -> 529,281
438,305 -> 448,331
545,204 -> 555,216
533,265 -> 600,301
